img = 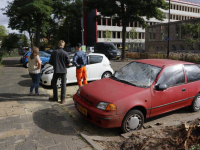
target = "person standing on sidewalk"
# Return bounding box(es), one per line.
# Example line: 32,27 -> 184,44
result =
28,46 -> 41,96
49,40 -> 71,104
73,43 -> 88,87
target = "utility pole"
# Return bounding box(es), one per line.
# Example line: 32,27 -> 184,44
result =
167,0 -> 170,59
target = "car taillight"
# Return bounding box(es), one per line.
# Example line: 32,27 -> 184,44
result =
24,56 -> 29,59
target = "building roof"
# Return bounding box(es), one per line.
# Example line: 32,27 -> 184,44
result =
171,0 -> 200,6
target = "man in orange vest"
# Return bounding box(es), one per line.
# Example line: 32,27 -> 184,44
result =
73,43 -> 88,87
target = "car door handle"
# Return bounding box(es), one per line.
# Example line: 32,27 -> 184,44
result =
182,88 -> 186,92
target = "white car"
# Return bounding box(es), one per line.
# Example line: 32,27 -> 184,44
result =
40,53 -> 114,87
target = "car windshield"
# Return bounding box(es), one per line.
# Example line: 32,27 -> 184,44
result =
113,62 -> 162,88
105,44 -> 117,51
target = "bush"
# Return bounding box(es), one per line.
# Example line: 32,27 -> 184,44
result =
125,52 -> 200,63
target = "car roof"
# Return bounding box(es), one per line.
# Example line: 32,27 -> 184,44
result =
88,53 -> 105,56
135,59 -> 194,67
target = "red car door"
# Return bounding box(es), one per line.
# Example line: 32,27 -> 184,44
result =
150,64 -> 188,117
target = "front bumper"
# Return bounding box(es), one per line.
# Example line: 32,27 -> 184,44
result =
40,73 -> 53,86
73,94 -> 124,128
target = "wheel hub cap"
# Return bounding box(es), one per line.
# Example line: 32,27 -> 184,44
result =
129,116 -> 139,130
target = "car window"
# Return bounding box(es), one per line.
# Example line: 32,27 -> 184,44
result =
157,64 -> 185,87
104,44 -> 117,51
184,65 -> 200,83
89,55 -> 103,64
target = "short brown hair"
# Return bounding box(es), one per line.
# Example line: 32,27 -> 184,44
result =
30,46 -> 39,59
58,40 -> 65,47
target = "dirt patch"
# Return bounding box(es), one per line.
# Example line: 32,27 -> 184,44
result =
99,119 -> 200,150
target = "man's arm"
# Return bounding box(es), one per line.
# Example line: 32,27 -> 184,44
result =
73,53 -> 79,67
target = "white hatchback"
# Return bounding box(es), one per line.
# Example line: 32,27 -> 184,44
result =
40,53 -> 114,87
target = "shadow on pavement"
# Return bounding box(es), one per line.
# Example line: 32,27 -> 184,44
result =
0,93 -> 49,101
2,59 -> 23,67
33,107 -> 78,135
18,79 -> 31,87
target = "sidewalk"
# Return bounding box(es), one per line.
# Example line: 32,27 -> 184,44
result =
0,57 -> 92,150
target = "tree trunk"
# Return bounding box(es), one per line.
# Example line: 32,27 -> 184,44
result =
35,15 -> 42,48
121,3 -> 126,61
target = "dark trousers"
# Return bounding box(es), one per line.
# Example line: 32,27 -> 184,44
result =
29,73 -> 41,93
52,73 -> 66,100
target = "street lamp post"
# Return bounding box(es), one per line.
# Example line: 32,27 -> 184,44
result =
167,0 -> 170,59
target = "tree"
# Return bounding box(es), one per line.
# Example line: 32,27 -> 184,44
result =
127,27 -> 139,51
0,25 -> 8,39
104,30 -> 112,42
85,0 -> 168,60
1,33 -> 20,50
2,0 -> 83,48
181,23 -> 200,50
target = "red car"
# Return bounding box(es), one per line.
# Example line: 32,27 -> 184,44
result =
73,59 -> 200,132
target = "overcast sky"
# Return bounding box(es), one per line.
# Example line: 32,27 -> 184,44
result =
0,0 -> 19,34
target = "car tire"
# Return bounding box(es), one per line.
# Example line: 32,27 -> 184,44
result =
25,62 -> 29,68
121,109 -> 144,133
189,93 -> 200,112
101,71 -> 112,79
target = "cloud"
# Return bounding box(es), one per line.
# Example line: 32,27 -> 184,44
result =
0,0 -> 19,34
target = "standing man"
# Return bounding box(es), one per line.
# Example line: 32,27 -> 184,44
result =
49,40 -> 71,104
73,43 -> 88,87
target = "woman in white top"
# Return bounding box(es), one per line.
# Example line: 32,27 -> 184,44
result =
28,46 -> 41,95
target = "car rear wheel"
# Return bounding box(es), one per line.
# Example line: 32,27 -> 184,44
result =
189,93 -> 200,112
25,62 -> 29,68
121,110 -> 144,133
101,71 -> 112,79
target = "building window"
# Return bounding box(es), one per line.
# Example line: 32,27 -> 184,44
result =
172,45 -> 176,51
117,32 -> 120,38
98,19 -> 101,25
112,32 -> 116,38
107,19 -> 111,26
180,45 -> 184,50
98,31 -> 102,38
103,31 -> 106,38
185,7 -> 187,11
103,18 -> 106,26
134,22 -> 137,27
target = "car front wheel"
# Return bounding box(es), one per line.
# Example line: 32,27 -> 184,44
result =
189,93 -> 200,112
101,71 -> 112,79
121,109 -> 144,133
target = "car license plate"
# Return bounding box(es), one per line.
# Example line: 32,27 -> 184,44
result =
116,56 -> 119,58
77,103 -> 87,116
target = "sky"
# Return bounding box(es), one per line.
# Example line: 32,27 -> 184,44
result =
0,0 -> 19,34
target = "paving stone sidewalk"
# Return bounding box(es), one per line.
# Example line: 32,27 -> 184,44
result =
0,57 -> 92,150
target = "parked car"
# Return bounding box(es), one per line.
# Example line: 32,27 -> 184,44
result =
86,46 -> 94,53
40,53 -> 114,87
45,49 -> 54,54
22,51 -> 51,68
94,42 -> 121,59
73,59 -> 200,133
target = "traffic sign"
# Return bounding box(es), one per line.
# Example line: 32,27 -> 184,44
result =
18,41 -> 23,43
165,38 -> 170,40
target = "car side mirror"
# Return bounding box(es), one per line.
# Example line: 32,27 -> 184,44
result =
155,84 -> 167,91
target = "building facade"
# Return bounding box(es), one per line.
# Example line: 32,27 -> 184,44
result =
83,0 -> 200,51
145,18 -> 200,53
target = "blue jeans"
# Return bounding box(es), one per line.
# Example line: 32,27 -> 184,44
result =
29,73 -> 41,94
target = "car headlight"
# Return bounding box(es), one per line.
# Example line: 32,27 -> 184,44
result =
45,69 -> 54,74
77,88 -> 81,96
96,102 -> 117,110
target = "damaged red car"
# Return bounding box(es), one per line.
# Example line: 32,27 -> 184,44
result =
73,59 -> 200,133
